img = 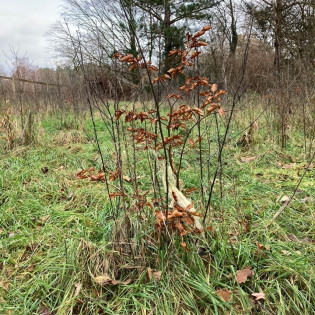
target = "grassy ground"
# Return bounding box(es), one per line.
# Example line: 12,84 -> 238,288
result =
0,107 -> 314,314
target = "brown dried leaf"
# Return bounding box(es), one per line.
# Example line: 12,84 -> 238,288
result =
153,271 -> 162,281
162,73 -> 171,80
193,30 -> 206,39
0,281 -> 9,290
211,84 -> 218,92
190,51 -> 201,59
94,274 -> 131,286
109,192 -> 126,199
218,108 -> 225,117
251,292 -> 265,301
115,110 -> 125,120
202,25 -> 212,32
282,163 -> 296,169
240,156 -> 256,163
192,107 -> 204,116
147,268 -> 153,281
74,283 -> 82,297
120,54 -> 134,62
216,288 -> 232,302
38,305 -> 52,315
40,215 -> 50,225
152,77 -> 160,84
235,268 -> 254,283
280,195 -> 290,204
194,41 -> 208,47
123,175 -> 132,183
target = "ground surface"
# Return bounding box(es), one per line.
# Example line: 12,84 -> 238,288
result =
0,110 -> 314,314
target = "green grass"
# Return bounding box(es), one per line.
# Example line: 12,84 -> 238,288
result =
0,107 -> 314,314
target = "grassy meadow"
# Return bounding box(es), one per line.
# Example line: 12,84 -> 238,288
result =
0,99 -> 314,314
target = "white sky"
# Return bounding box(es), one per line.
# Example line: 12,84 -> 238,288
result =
0,0 -> 63,74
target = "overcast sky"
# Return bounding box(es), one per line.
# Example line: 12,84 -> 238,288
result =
0,0 -> 63,74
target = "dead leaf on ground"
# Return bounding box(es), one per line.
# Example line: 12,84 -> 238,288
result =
256,243 -> 270,251
216,288 -> 232,302
40,215 -> 50,225
282,163 -> 296,169
287,234 -> 314,244
240,156 -> 256,163
251,292 -> 265,301
123,175 -> 132,182
93,274 -> 131,286
235,267 -> 254,283
280,195 -> 290,204
0,281 -> 9,290
74,283 -> 82,297
38,305 -> 52,315
109,192 -> 126,199
241,221 -> 250,233
147,268 -> 153,281
153,271 -> 162,281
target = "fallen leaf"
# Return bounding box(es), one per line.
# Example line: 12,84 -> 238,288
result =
93,274 -> 131,286
0,281 -> 9,290
280,250 -> 291,256
280,195 -> 290,204
73,283 -> 82,297
180,242 -> 187,248
235,268 -> 254,283
153,271 -> 162,281
40,215 -> 50,225
287,234 -> 314,244
109,192 -> 126,199
282,163 -> 295,169
240,156 -> 256,163
242,221 -> 249,233
216,288 -> 232,302
251,292 -> 265,301
38,305 -> 52,315
123,175 -> 132,183
147,268 -> 153,281
257,243 -> 270,251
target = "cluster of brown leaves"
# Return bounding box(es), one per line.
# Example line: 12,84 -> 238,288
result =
93,274 -> 131,286
215,288 -> 265,304
161,135 -> 183,149
155,193 -> 201,245
76,166 -> 120,182
127,128 -> 158,146
112,53 -> 158,74
151,26 -> 212,84
76,167 -> 105,181
115,110 -> 157,123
